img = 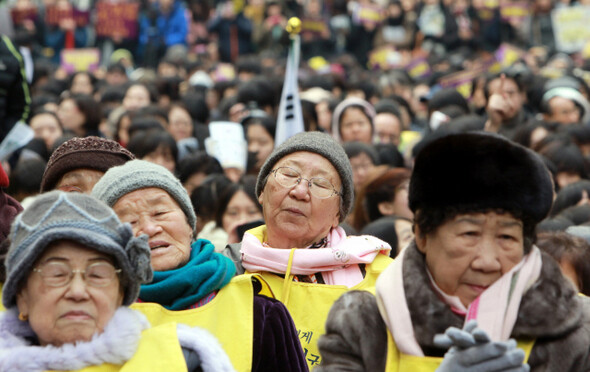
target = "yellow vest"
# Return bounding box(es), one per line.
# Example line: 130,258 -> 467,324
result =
385,330 -> 536,371
250,251 -> 392,370
48,322 -> 187,372
0,283 -> 4,312
131,274 -> 272,372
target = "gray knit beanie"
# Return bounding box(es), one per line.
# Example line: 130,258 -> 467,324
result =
3,191 -> 152,308
256,131 -> 354,222
91,160 -> 196,231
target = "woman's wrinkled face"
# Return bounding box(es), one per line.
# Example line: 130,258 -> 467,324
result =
123,85 -> 150,112
30,113 -> 63,150
416,211 -> 524,307
247,124 -> 275,171
259,151 -> 341,248
55,168 -> 105,194
167,106 -> 194,141
113,188 -> 193,271
221,190 -> 263,233
57,99 -> 85,135
16,241 -> 123,347
340,107 -> 373,144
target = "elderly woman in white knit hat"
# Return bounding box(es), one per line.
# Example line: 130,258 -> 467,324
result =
317,132 -> 590,371
223,131 -> 392,370
0,191 -> 234,371
91,160 -> 308,372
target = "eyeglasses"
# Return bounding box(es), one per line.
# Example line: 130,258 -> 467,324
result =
270,167 -> 342,199
33,261 -> 121,288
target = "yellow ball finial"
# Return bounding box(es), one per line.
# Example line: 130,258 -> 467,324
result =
286,17 -> 302,35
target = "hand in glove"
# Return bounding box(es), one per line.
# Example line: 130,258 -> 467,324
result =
434,320 -> 530,372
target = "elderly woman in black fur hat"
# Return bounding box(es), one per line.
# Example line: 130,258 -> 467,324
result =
317,132 -> 590,371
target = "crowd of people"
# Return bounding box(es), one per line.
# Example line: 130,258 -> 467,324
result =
0,0 -> 590,369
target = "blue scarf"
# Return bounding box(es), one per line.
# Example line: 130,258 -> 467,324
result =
139,239 -> 236,310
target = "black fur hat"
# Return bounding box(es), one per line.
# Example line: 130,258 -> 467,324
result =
409,132 -> 553,224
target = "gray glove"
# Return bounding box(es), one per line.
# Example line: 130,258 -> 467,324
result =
434,320 -> 530,372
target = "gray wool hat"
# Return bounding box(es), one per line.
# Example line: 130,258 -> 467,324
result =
3,191 -> 152,309
256,131 -> 354,222
91,160 -> 197,232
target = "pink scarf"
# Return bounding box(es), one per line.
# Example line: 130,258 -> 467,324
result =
241,225 -> 391,287
376,245 -> 543,356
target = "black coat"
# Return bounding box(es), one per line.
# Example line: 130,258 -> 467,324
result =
0,35 -> 29,141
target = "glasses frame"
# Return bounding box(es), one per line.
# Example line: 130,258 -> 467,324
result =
33,261 -> 122,288
270,166 -> 342,199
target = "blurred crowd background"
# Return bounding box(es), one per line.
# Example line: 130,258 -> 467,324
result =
2,0 -> 590,263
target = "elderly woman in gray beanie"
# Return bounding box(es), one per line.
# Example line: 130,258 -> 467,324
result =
224,131 -> 392,370
91,160 -> 308,372
0,191 -> 234,371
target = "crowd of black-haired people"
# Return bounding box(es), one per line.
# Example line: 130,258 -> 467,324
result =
1,0 -> 590,369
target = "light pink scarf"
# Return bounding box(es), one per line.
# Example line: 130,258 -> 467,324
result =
241,225 -> 391,287
376,245 -> 543,356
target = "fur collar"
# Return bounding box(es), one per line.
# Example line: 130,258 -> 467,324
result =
403,242 -> 463,354
512,252 -> 582,339
0,307 -> 149,371
177,324 -> 236,372
403,241 -> 583,354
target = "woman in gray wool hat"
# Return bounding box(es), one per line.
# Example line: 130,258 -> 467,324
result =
92,159 -> 308,372
0,191 -> 234,372
223,130 -> 393,370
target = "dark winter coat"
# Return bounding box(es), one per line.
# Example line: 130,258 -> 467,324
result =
0,35 -> 29,141
317,242 -> 590,372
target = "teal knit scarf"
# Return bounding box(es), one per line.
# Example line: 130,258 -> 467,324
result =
138,239 -> 236,310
